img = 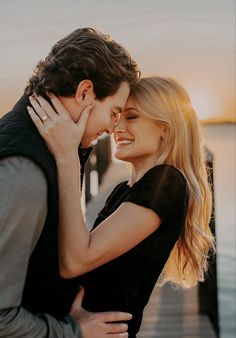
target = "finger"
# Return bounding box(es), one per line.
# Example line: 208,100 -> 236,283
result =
73,286 -> 85,307
29,96 -> 50,122
27,106 -> 45,133
76,104 -> 94,132
98,311 -> 132,323
109,333 -> 128,338
70,286 -> 86,316
33,95 -> 57,120
106,322 -> 128,334
47,93 -> 69,117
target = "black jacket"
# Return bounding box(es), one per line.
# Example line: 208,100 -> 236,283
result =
0,95 -> 92,318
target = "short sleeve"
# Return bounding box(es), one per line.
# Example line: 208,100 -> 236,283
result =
125,165 -> 188,222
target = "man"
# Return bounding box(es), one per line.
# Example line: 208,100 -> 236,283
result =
0,27 -> 140,337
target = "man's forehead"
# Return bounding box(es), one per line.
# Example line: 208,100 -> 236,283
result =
112,106 -> 122,113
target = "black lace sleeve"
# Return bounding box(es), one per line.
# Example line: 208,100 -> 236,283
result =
125,165 -> 188,222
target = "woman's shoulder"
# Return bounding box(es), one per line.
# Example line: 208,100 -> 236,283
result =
102,180 -> 130,206
109,180 -> 130,195
134,164 -> 187,187
125,164 -> 189,223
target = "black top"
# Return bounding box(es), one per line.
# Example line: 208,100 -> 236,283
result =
80,165 -> 189,337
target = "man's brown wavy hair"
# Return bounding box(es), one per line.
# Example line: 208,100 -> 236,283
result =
25,27 -> 140,99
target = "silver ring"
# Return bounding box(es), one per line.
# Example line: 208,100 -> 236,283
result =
41,115 -> 48,121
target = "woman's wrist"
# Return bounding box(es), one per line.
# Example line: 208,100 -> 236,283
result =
55,152 -> 80,167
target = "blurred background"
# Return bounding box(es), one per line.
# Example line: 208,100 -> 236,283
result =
0,1 -> 235,337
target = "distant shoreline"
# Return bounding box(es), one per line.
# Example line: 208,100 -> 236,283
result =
200,117 -> 236,125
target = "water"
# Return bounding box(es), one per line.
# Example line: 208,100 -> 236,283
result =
203,124 -> 236,338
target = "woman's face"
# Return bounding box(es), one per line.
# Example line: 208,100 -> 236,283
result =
113,97 -> 165,164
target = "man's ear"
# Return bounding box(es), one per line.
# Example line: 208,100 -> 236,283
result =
74,80 -> 95,105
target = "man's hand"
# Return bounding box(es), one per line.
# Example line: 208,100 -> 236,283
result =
70,287 -> 132,338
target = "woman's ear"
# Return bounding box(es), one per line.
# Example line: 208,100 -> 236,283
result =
161,126 -> 167,139
75,80 -> 95,105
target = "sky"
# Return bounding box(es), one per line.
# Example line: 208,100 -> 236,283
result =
0,0 -> 235,121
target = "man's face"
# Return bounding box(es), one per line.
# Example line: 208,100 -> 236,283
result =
81,82 -> 130,148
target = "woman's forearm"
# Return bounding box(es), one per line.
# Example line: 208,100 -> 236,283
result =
56,156 -> 91,278
26,96 -> 161,279
55,157 -> 161,280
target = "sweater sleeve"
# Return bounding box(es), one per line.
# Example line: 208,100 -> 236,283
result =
0,156 -> 82,337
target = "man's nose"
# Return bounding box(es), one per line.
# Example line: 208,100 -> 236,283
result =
106,118 -> 119,134
107,115 -> 121,134
113,119 -> 126,133
107,124 -> 115,134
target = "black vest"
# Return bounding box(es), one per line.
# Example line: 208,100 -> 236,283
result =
0,95 -> 91,318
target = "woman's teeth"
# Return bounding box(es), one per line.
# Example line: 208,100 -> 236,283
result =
116,139 -> 133,145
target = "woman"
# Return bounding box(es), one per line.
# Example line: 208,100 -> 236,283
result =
28,76 -> 215,337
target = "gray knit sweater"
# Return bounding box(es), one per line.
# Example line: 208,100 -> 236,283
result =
0,156 -> 82,337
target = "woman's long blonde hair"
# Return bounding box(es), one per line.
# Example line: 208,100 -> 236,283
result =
130,76 -> 215,288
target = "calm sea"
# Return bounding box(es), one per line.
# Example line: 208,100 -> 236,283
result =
203,124 -> 236,338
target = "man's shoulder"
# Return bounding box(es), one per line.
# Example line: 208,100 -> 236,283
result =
0,156 -> 47,195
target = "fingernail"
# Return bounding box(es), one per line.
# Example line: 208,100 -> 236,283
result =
46,91 -> 53,98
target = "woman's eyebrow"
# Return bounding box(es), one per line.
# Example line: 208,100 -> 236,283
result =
125,107 -> 139,113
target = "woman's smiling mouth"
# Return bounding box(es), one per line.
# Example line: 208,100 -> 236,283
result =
115,137 -> 134,146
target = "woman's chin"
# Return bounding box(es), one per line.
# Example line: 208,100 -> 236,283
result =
114,151 -> 130,162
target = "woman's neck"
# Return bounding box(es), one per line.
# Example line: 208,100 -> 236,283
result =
128,156 -> 159,187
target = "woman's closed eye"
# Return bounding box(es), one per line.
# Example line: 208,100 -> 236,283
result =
126,114 -> 139,120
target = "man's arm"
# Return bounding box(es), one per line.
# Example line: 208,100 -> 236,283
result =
0,156 -> 81,337
0,156 -> 131,338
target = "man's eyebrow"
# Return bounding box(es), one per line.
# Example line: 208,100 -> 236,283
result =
112,106 -> 122,113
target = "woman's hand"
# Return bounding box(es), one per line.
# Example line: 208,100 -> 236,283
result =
27,94 -> 93,162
